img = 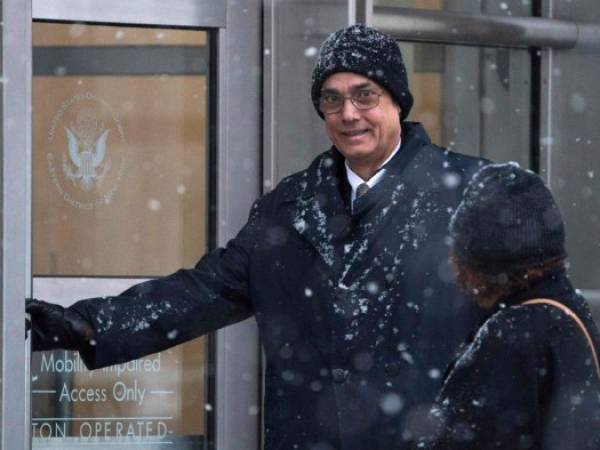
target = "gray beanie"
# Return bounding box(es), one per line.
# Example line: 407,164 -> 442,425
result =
449,163 -> 567,274
311,24 -> 413,121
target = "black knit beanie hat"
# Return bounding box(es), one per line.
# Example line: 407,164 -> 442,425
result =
311,24 -> 413,121
449,163 -> 566,274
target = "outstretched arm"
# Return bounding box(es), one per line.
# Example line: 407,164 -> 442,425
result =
27,199 -> 263,370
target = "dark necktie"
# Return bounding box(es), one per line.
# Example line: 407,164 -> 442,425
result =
353,183 -> 370,212
356,182 -> 370,200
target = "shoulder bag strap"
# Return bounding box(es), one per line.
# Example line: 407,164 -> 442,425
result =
522,297 -> 600,380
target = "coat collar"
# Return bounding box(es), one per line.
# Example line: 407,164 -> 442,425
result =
292,122 -> 430,201
495,269 -> 575,309
291,122 -> 431,272
290,149 -> 348,269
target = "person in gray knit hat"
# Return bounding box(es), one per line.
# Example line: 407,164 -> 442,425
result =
28,25 -> 490,450
416,163 -> 600,449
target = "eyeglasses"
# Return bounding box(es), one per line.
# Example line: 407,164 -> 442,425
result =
318,89 -> 383,115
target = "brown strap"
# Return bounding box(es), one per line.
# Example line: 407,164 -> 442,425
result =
522,298 -> 600,380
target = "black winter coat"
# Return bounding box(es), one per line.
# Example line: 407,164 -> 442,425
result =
71,122 -> 487,450
418,271 -> 600,450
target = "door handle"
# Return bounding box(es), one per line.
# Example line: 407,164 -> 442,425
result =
372,6 -> 587,49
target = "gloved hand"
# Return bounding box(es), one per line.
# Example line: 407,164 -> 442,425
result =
26,299 -> 95,352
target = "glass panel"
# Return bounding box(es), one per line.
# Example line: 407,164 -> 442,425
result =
543,0 -> 600,325
31,22 -> 211,449
375,0 -> 532,15
544,49 -> 600,297
400,41 -> 531,165
33,22 -> 207,47
32,23 -> 208,277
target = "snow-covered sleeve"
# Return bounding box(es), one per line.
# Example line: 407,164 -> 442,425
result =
69,199 -> 264,370
416,309 -> 543,449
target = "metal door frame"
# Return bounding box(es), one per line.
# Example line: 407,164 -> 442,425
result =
2,0 -> 262,449
371,6 -> 600,49
2,1 -> 33,449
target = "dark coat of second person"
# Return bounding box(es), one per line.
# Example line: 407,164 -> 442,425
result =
418,271 -> 600,450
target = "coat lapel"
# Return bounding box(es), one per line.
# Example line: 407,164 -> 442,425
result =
338,123 -> 429,286
290,123 -> 431,282
288,123 -> 438,354
291,150 -> 351,270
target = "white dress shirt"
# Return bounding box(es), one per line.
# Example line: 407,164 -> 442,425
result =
345,139 -> 402,205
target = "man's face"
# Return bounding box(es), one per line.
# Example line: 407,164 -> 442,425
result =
321,72 -> 402,173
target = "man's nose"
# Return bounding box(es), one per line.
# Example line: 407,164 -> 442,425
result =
340,98 -> 360,121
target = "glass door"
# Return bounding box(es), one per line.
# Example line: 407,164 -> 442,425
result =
31,22 -> 210,449
15,1 -> 263,449
374,0 -> 534,166
398,40 -> 531,165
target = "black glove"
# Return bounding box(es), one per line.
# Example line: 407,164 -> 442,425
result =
26,298 -> 95,352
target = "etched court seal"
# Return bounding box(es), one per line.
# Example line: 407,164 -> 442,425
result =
47,92 -> 127,210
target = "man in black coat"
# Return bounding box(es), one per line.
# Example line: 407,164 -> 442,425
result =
28,25 -> 487,450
